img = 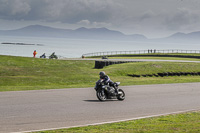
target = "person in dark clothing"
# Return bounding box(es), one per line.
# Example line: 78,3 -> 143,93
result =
40,53 -> 46,58
49,52 -> 58,59
99,71 -> 118,93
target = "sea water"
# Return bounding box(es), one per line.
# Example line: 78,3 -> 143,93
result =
0,36 -> 199,58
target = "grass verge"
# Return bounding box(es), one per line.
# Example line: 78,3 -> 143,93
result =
35,111 -> 200,133
88,53 -> 200,61
1,55 -> 200,91
108,56 -> 200,61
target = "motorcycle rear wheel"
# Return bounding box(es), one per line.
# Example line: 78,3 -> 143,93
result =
96,90 -> 107,101
117,89 -> 125,101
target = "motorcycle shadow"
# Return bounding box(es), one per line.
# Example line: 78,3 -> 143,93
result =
83,99 -> 118,102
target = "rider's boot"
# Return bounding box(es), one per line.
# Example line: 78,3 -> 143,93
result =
114,84 -> 119,94
115,88 -> 119,94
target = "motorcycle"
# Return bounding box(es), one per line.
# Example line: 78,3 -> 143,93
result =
94,79 -> 125,101
49,52 -> 58,59
40,53 -> 46,58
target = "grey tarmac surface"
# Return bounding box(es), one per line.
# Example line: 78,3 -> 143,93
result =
0,83 -> 200,133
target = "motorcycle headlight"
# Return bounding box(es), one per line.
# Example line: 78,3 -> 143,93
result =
102,86 -> 105,88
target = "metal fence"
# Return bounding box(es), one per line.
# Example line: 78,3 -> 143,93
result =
82,49 -> 200,57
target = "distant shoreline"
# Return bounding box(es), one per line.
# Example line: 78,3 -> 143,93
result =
1,42 -> 44,46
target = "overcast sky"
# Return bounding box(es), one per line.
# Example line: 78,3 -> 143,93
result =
0,0 -> 200,38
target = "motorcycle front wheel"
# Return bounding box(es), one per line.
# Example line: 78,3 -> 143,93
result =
96,90 -> 107,101
117,89 -> 125,101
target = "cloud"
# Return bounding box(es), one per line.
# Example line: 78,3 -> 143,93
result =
77,19 -> 111,28
0,0 -> 200,38
0,0 -> 31,19
163,8 -> 200,31
77,20 -> 91,26
0,0 -> 119,23
139,10 -> 156,21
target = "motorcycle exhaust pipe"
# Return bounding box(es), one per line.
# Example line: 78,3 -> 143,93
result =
118,91 -> 122,95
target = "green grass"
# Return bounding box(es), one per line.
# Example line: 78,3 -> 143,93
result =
105,62 -> 200,86
112,53 -> 200,56
1,55 -> 200,91
88,53 -> 200,61
1,55 -> 200,132
109,53 -> 200,57
89,56 -> 200,61
0,55 -> 98,91
36,111 -> 200,133
108,56 -> 200,61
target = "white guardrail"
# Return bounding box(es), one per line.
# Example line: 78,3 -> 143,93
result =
82,49 -> 200,57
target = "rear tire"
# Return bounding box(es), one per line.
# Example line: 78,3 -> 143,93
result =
117,89 -> 125,101
96,90 -> 107,101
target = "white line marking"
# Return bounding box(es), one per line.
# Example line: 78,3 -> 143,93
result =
12,109 -> 199,133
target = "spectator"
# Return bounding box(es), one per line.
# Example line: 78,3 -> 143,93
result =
33,50 -> 37,58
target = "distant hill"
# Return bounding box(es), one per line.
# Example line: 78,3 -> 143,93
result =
163,31 -> 200,43
0,25 -> 72,38
0,25 -> 147,41
0,25 -> 199,43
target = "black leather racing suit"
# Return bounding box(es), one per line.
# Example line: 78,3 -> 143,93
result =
101,75 -> 118,93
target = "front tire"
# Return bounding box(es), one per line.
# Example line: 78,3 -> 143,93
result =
96,90 -> 107,101
117,89 -> 125,101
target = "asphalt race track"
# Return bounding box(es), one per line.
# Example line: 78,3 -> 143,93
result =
0,83 -> 200,132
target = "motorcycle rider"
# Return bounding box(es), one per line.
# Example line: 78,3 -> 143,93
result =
40,53 -> 46,58
99,71 -> 118,94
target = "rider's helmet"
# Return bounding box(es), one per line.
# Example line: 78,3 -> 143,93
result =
99,71 -> 106,79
